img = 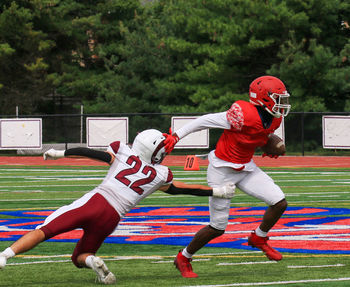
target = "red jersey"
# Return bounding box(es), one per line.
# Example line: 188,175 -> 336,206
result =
215,100 -> 282,164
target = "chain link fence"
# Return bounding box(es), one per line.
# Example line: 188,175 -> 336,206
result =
1,112 -> 350,156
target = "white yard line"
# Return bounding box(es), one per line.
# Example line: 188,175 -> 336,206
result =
308,195 -> 340,198
183,277 -> 350,287
0,184 -> 95,188
0,198 -> 76,202
8,260 -> 71,265
17,254 -> 71,258
197,251 -> 261,256
217,261 -> 276,266
0,169 -> 97,172
152,259 -> 210,264
285,191 -> 350,195
287,264 -> 345,268
3,197 -> 350,204
14,252 -> 259,261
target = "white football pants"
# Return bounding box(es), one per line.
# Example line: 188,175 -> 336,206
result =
207,163 -> 285,230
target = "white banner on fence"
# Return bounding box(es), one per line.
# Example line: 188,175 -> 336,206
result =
0,118 -> 42,150
87,117 -> 128,148
171,116 -> 209,149
323,116 -> 350,149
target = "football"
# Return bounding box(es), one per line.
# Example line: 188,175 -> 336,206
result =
261,134 -> 285,156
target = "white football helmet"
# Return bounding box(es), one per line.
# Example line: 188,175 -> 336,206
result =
132,129 -> 167,164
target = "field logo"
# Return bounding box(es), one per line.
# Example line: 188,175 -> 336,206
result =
1,206 -> 349,254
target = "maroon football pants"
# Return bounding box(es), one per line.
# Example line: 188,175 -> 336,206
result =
39,193 -> 120,267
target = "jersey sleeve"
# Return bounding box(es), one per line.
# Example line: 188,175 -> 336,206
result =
107,141 -> 121,156
226,102 -> 244,131
175,112 -> 230,139
166,168 -> 173,184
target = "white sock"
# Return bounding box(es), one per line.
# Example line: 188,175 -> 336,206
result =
1,247 -> 15,259
182,247 -> 193,259
85,255 -> 95,268
255,227 -> 268,237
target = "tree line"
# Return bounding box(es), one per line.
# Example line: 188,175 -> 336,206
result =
0,0 -> 349,116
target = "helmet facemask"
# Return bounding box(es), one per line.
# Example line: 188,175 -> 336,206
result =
249,75 -> 291,118
151,141 -> 167,164
268,92 -> 291,118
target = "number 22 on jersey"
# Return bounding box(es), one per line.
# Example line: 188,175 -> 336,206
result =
115,155 -> 157,195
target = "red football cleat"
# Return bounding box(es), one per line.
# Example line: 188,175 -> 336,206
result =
248,231 -> 283,261
174,250 -> 198,278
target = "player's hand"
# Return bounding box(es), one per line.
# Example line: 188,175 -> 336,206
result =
162,128 -> 179,154
43,149 -> 65,160
212,183 -> 235,199
262,153 -> 284,159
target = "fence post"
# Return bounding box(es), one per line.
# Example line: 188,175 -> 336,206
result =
301,112 -> 305,156
80,105 -> 83,144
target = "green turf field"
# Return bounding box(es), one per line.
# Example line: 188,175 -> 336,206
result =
0,165 -> 350,286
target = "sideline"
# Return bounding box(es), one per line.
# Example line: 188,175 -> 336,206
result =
1,155 -> 350,167
183,277 -> 350,287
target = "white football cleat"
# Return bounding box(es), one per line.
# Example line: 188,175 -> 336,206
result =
0,256 -> 6,269
91,256 -> 116,285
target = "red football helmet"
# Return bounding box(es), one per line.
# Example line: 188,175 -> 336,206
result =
249,75 -> 291,118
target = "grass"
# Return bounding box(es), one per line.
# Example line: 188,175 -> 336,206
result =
0,165 -> 350,286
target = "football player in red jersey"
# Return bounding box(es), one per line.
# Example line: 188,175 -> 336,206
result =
164,75 -> 291,278
0,129 -> 235,284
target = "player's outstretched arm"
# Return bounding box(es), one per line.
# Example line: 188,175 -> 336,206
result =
163,113 -> 229,153
43,148 -> 115,164
160,181 -> 235,199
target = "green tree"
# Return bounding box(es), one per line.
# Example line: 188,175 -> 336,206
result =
154,0 -> 296,113
269,0 -> 350,112
81,0 -> 174,114
152,0 -> 349,113
0,0 -> 348,117
52,0 -> 142,111
0,1 -> 54,115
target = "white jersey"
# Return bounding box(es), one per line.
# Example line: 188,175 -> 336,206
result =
94,141 -> 173,217
175,112 -> 230,139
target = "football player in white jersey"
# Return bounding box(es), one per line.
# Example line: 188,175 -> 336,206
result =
0,129 -> 235,285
